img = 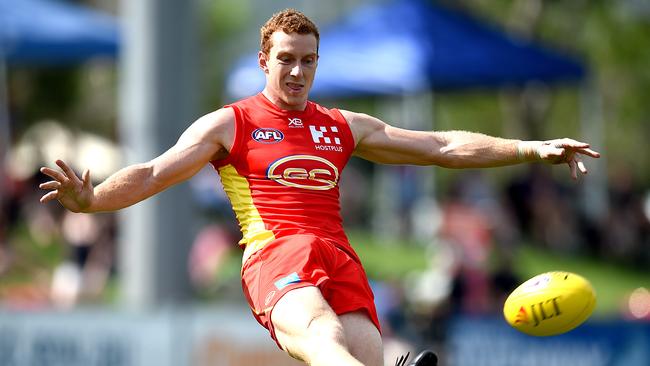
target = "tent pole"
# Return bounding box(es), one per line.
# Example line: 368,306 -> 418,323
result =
118,0 -> 198,311
0,57 -> 10,201
406,91 -> 438,243
371,97 -> 401,241
579,78 -> 608,223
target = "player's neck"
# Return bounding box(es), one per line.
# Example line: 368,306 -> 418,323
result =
261,88 -> 308,112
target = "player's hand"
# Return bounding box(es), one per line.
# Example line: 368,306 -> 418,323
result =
536,138 -> 601,180
39,160 -> 94,212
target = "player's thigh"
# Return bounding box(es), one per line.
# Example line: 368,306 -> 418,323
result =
339,310 -> 383,366
271,286 -> 346,358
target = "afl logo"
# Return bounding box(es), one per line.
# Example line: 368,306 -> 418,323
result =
252,128 -> 284,144
267,155 -> 339,191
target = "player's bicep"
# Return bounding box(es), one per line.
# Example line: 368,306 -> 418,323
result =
346,111 -> 446,165
148,138 -> 211,188
148,109 -> 233,188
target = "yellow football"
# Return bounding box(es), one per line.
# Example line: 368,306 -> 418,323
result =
503,271 -> 596,336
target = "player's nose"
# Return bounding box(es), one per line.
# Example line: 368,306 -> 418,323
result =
290,64 -> 302,77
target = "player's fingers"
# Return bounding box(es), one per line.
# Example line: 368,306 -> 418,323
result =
40,190 -> 60,203
554,139 -> 601,157
568,159 -> 578,180
557,139 -> 590,149
575,147 -> 601,158
40,167 -> 68,182
577,159 -> 588,175
82,169 -> 92,190
39,181 -> 61,190
56,160 -> 82,183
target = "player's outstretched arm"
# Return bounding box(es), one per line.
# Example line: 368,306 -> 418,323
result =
39,108 -> 235,213
343,110 -> 600,179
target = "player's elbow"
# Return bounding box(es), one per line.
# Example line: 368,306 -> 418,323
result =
139,163 -> 166,195
435,145 -> 472,169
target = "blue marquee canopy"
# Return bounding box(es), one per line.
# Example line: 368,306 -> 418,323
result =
0,0 -> 119,64
226,0 -> 585,99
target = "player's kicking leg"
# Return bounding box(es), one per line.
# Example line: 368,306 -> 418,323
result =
271,286 -> 381,366
340,310 -> 383,365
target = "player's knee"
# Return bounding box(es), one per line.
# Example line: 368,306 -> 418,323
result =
276,312 -> 347,352
278,314 -> 348,363
307,313 -> 347,347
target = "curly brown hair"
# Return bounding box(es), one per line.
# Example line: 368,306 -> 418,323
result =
260,9 -> 320,55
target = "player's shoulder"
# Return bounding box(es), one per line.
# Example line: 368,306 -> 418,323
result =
181,107 -> 236,157
338,109 -> 384,130
336,109 -> 385,147
338,109 -> 367,123
306,100 -> 339,117
338,108 -> 382,122
194,107 -> 236,131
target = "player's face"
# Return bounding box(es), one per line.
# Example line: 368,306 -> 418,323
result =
259,31 -> 318,111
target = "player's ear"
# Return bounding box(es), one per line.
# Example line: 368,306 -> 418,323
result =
258,51 -> 269,74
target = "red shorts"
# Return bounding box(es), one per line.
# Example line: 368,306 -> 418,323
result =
240,234 -> 380,345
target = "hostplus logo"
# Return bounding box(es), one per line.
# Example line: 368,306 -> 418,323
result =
309,125 -> 342,152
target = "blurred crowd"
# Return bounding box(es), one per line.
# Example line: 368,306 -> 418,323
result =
1,156 -> 648,319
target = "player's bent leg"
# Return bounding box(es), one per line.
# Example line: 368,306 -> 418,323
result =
271,286 -> 364,366
339,310 -> 383,366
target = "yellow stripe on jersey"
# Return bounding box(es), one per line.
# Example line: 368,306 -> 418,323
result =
217,164 -> 276,264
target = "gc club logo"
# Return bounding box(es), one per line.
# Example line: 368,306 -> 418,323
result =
267,155 -> 339,190
252,128 -> 284,144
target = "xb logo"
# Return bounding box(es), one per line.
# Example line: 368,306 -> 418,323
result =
267,155 -> 339,190
288,117 -> 303,128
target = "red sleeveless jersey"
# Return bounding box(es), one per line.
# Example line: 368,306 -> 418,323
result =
211,94 -> 355,263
